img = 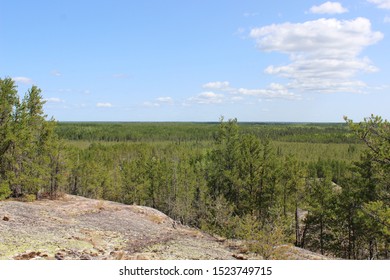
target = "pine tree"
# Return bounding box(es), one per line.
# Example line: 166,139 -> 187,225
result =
281,155 -> 306,246
345,115 -> 390,259
304,166 -> 338,255
0,78 -> 62,200
207,118 -> 241,204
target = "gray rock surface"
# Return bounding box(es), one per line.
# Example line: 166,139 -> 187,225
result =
0,195 -> 330,260
0,195 -> 243,260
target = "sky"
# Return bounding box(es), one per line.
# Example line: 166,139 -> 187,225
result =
1,0 -> 390,122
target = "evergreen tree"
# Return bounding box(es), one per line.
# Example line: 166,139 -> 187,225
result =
304,171 -> 338,255
0,78 -> 19,199
280,155 -> 306,246
207,118 -> 241,205
345,115 -> 390,259
0,78 -> 62,200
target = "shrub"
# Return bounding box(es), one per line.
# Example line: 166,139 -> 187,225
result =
0,182 -> 11,201
21,194 -> 37,202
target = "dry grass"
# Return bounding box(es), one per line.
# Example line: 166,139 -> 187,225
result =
96,200 -> 105,211
19,194 -> 36,202
147,214 -> 166,224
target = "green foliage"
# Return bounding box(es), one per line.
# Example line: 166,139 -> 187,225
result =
207,118 -> 280,218
207,118 -> 241,204
2,80 -> 389,260
53,116 -> 388,259
304,175 -> 339,255
345,115 -> 390,165
20,194 -> 37,202
200,195 -> 239,238
344,115 -> 390,259
0,78 -> 61,200
0,78 -> 19,199
361,201 -> 390,237
56,121 -> 358,143
0,181 -> 11,200
236,214 -> 289,259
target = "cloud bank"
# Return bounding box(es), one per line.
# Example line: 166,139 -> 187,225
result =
200,81 -> 300,102
309,2 -> 348,14
250,17 -> 383,93
12,77 -> 33,84
368,0 -> 390,9
188,92 -> 225,104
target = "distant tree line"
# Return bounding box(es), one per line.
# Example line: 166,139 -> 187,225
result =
56,121 -> 359,143
1,78 -> 388,259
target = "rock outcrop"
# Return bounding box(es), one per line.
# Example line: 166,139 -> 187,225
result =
0,195 -> 330,260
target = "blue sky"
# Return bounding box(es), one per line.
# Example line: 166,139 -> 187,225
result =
1,0 -> 390,122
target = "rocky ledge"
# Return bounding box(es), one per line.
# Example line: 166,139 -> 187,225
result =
0,195 -> 329,260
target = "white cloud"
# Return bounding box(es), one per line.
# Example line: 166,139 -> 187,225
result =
250,17 -> 383,94
237,83 -> 300,100
368,0 -> 390,9
12,76 -> 33,84
144,97 -> 174,107
202,81 -> 231,90
44,97 -> 64,103
200,82 -> 301,101
250,18 -> 382,55
96,102 -> 113,108
188,92 -> 225,104
143,101 -> 160,107
309,2 -> 348,14
384,16 -> 390,22
156,96 -> 174,104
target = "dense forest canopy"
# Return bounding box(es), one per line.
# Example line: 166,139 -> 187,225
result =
55,121 -> 357,143
1,78 -> 389,259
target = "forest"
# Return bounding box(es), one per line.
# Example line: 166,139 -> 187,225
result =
1,78 -> 389,259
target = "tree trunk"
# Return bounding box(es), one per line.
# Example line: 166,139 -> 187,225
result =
295,203 -> 300,247
320,215 -> 324,255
